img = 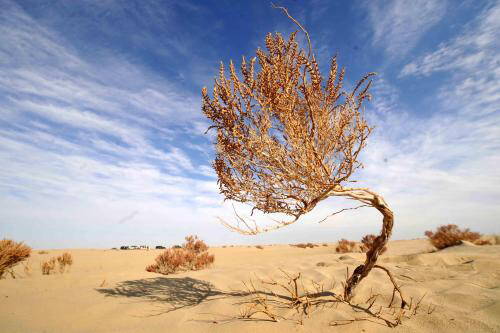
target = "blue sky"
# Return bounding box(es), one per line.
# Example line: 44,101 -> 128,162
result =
1,0 -> 499,248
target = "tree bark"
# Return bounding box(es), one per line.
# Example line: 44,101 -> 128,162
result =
341,189 -> 394,301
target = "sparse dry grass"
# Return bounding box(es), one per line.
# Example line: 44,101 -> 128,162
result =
41,253 -> 73,275
335,239 -> 357,253
146,235 -> 214,275
360,234 -> 387,254
57,252 -> 73,273
41,258 -> 56,275
291,243 -> 317,249
425,224 -> 490,249
0,239 -> 31,279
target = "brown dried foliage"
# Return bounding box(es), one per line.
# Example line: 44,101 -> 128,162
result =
360,234 -> 387,254
0,239 -> 31,279
424,224 -> 486,249
146,235 -> 214,275
57,252 -> 73,273
41,257 -> 56,275
291,243 -> 317,248
202,22 -> 374,233
203,4 -> 398,302
335,239 -> 357,253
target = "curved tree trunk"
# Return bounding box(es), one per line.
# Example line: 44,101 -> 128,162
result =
341,189 -> 394,301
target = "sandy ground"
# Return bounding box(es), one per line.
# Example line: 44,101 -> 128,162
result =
1,239 -> 499,332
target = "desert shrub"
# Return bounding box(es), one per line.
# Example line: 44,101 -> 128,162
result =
172,245 -> 182,249
38,250 -> 49,255
57,252 -> 73,273
322,243 -> 328,247
0,239 -> 31,279
41,258 -> 56,275
424,224 -> 486,249
472,239 -> 491,246
360,234 -> 387,254
335,239 -> 357,253
291,243 -> 317,249
255,245 -> 264,249
146,235 -> 214,275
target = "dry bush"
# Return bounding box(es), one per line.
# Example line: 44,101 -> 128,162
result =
360,234 -> 387,254
322,243 -> 328,247
57,252 -> 73,273
38,250 -> 49,255
146,235 -> 214,275
424,224 -> 487,249
235,269 -> 424,327
202,4 -> 398,300
0,239 -> 31,279
473,239 -> 492,246
41,258 -> 56,275
291,243 -> 317,249
494,235 -> 500,245
335,239 -> 357,253
255,245 -> 264,249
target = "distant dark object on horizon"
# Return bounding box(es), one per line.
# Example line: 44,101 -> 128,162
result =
155,246 -> 166,249
119,245 -> 150,250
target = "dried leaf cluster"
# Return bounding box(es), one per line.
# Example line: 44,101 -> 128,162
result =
0,238 -> 31,279
203,29 -> 373,227
203,5 -> 396,301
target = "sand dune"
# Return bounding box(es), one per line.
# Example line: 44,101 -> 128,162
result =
1,240 -> 499,332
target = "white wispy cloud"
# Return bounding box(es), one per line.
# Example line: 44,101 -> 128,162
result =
1,1 -> 498,249
400,2 -> 500,78
363,0 -> 447,58
0,2 -> 229,247
346,4 -> 500,237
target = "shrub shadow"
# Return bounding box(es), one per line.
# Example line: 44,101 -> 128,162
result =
97,277 -> 244,315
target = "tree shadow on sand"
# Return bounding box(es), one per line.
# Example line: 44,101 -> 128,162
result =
96,275 -> 339,319
97,277 -> 246,316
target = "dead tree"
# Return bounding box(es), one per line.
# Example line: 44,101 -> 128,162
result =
202,6 -> 397,302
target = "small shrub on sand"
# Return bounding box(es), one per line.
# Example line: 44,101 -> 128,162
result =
57,252 -> 73,273
335,239 -> 357,253
424,224 -> 488,249
291,243 -> 317,249
322,243 -> 328,247
255,245 -> 264,249
0,239 -> 31,279
494,235 -> 500,245
472,239 -> 492,246
41,258 -> 56,275
38,250 -> 49,255
146,235 -> 214,275
360,234 -> 387,254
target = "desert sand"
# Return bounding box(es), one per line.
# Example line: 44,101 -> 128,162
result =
1,239 -> 499,332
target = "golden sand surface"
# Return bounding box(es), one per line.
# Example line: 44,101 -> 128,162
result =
1,239 -> 499,332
